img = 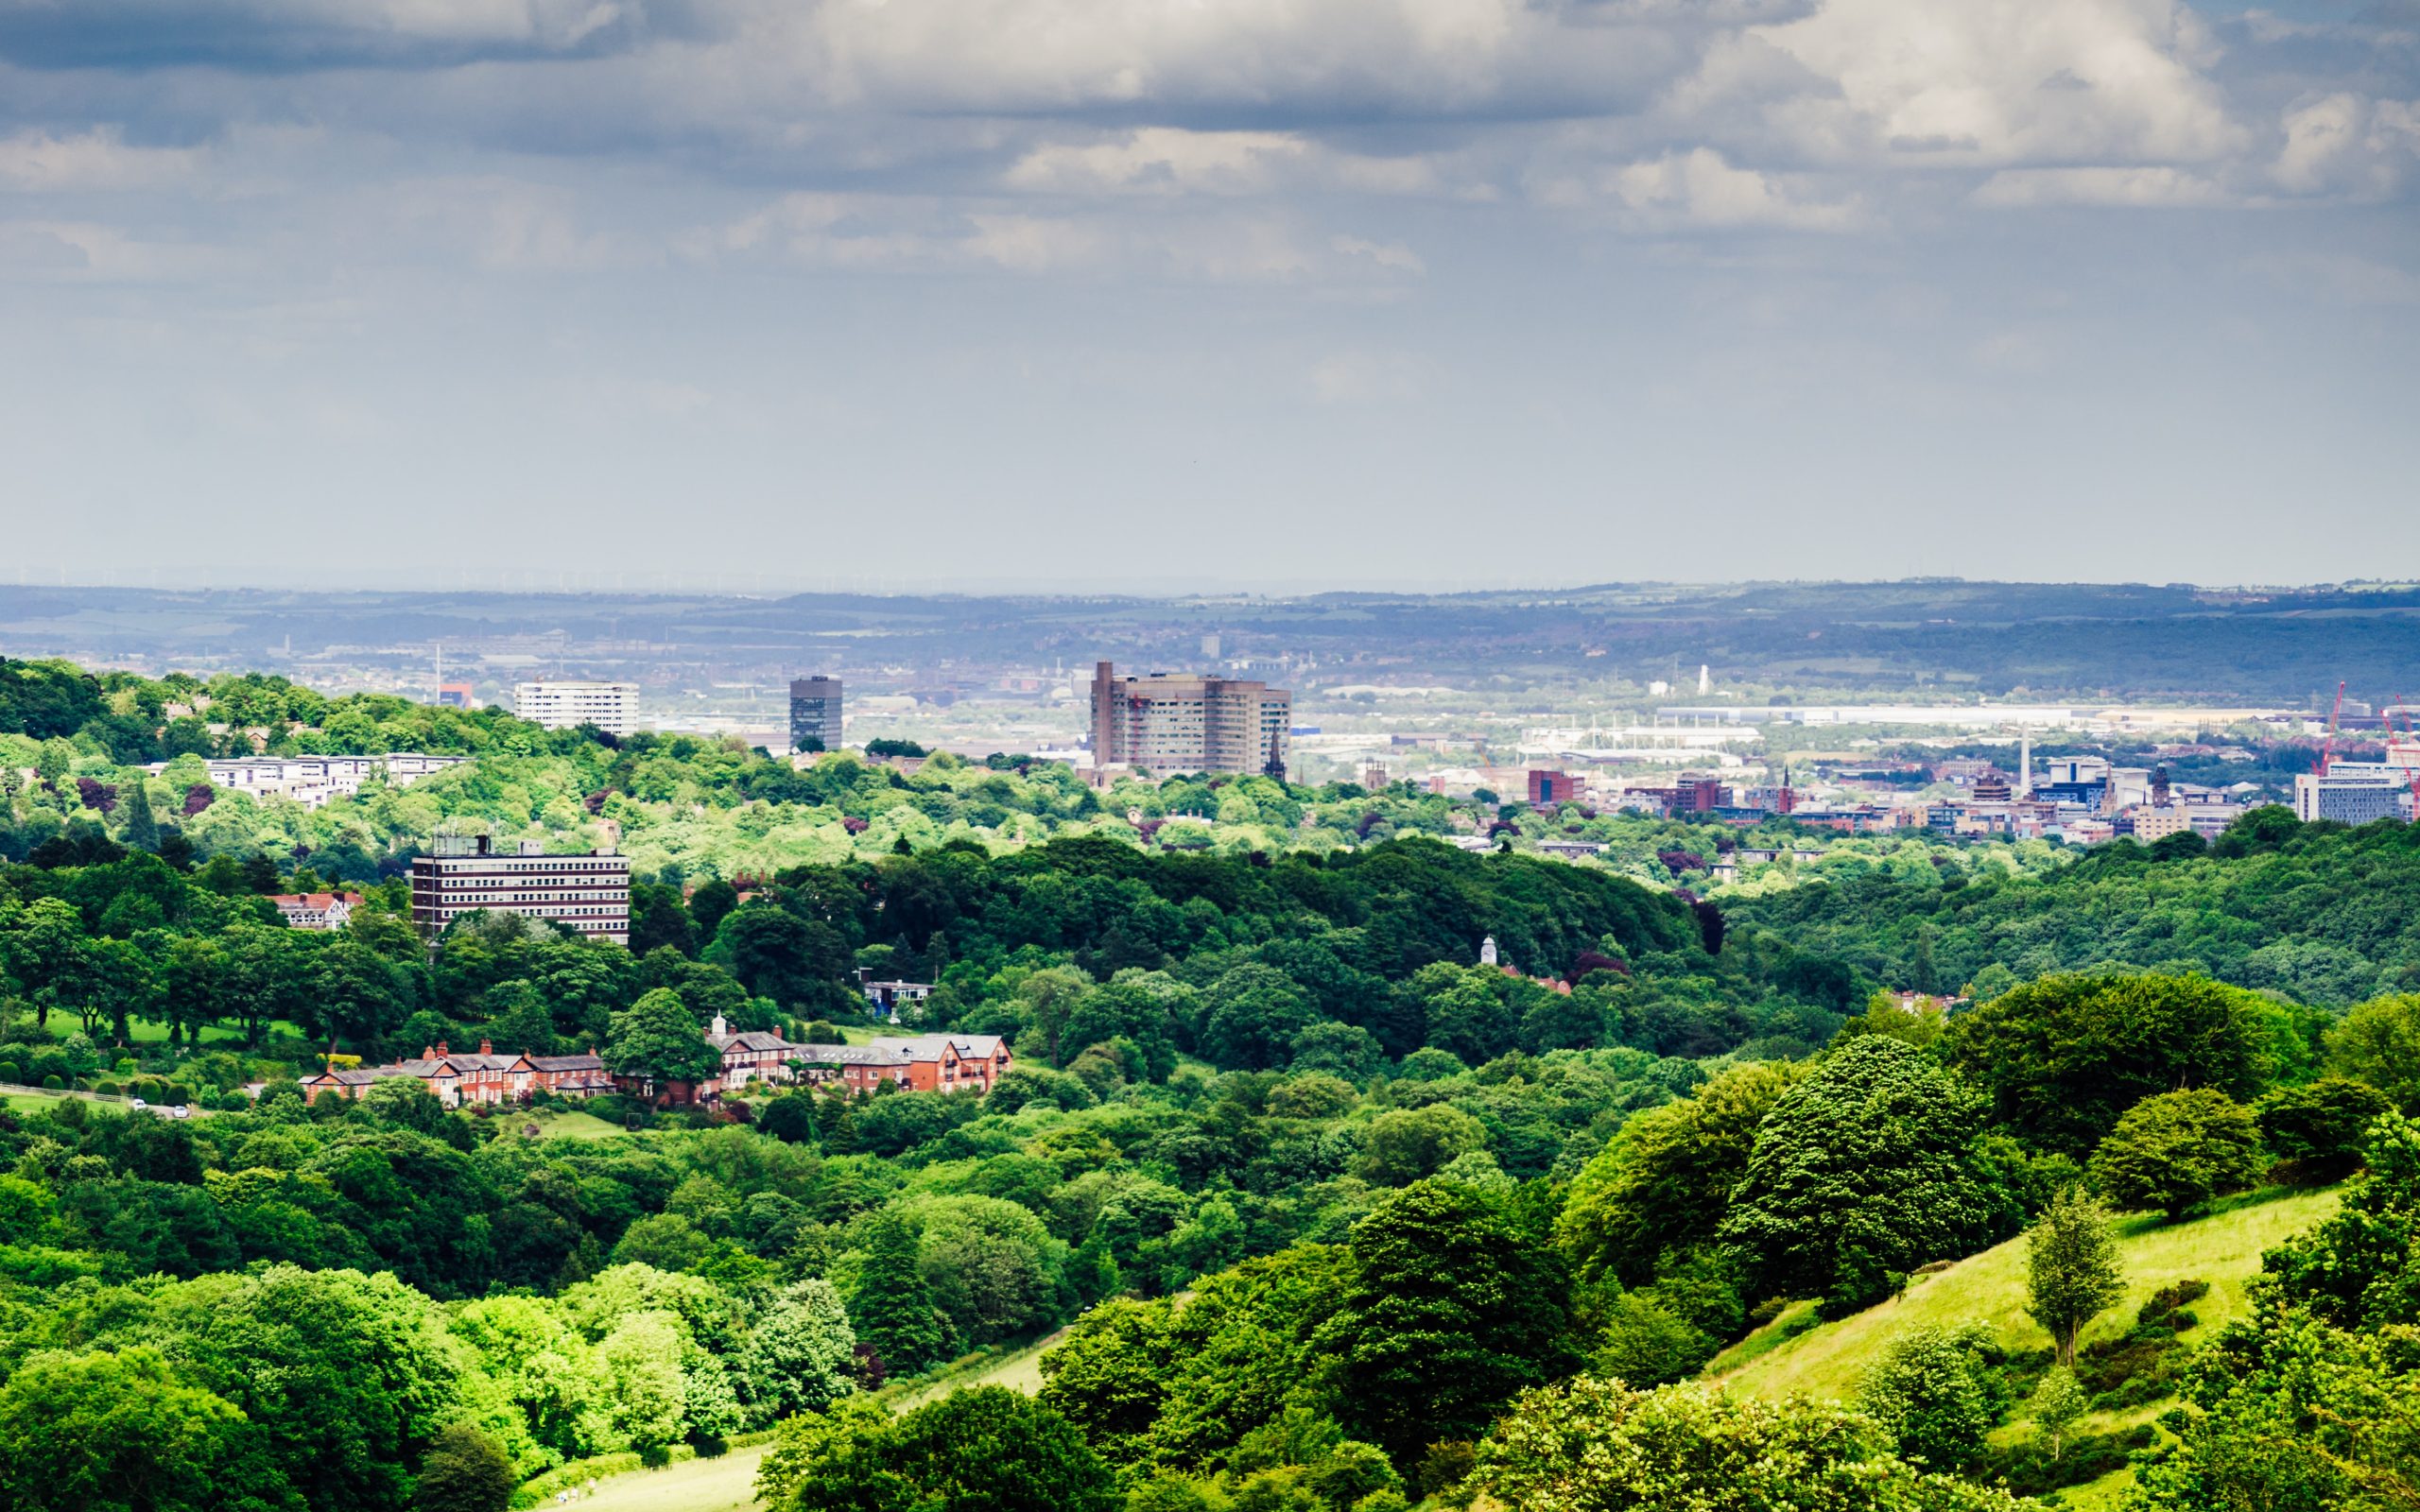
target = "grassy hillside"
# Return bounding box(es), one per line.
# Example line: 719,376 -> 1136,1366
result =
1710,1186 -> 2339,1400
1708,1186 -> 2342,1506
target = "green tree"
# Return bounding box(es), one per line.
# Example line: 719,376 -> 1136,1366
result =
2023,1188 -> 2125,1367
2028,1367 -> 2086,1464
1349,1104 -> 1487,1187
0,1346 -> 282,1512
2257,1076 -> 2394,1182
2089,1087 -> 2266,1221
1557,1060 -> 1805,1287
771,1385 -> 1119,1512
2325,994 -> 2420,1112
1471,1378 -> 2029,1511
1945,972 -> 2281,1156
414,1423 -> 512,1512
171,1264 -> 462,1512
845,1211 -> 958,1376
1856,1325 -> 1993,1475
1325,1178 -> 1581,1465
752,1280 -> 857,1417
1201,964 -> 1315,1072
122,775 -> 163,851
604,988 -> 721,1085
1719,1037 -> 1999,1315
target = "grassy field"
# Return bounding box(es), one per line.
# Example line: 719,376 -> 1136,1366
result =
1708,1185 -> 2342,1505
572,1446 -> 765,1512
512,1108 -> 634,1140
1710,1185 -> 2340,1400
565,1325 -> 1073,1511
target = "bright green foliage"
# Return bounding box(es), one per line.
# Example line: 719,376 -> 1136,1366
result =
2089,1088 -> 2266,1221
1720,1038 -> 2001,1315
1046,1245 -> 1351,1472
2023,1188 -> 2125,1367
0,1346 -> 283,1512
1558,1060 -> 1806,1287
2256,1076 -> 2394,1181
2027,1367 -> 2085,1463
1470,1377 -> 2031,1511
1586,1289 -> 1720,1387
1325,1178 -> 1582,1464
2133,1302 -> 2420,1512
603,988 -> 720,1085
1855,1325 -> 1994,1475
1945,972 -> 2283,1155
412,1423 -> 512,1512
2263,1110 -> 2420,1331
167,1264 -> 463,1512
768,1385 -> 1120,1512
2325,994 -> 2420,1112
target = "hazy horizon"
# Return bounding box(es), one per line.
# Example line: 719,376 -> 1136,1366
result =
4,0 -> 2416,587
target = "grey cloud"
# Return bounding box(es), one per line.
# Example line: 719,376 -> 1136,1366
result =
0,0 -> 682,71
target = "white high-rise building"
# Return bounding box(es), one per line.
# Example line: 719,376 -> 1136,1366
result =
515,680 -> 641,736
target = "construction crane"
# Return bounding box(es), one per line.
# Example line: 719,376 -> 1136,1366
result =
2321,679 -> 2347,778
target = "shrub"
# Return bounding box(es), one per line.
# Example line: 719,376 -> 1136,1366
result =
0,1062 -> 19,1085
41,1075 -> 62,1091
163,1084 -> 195,1108
218,1092 -> 252,1113
94,1080 -> 119,1098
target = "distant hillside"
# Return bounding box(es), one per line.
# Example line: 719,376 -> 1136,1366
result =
8,580 -> 2420,701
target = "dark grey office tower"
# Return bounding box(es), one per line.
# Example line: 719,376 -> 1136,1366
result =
789,676 -> 843,754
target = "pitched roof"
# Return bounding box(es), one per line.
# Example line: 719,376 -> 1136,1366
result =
708,1030 -> 798,1054
526,1053 -> 607,1072
272,892 -> 363,909
870,1034 -> 1008,1063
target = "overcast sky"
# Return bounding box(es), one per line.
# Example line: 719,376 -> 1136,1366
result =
2,0 -> 2415,592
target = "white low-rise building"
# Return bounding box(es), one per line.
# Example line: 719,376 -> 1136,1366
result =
515,680 -> 642,736
149,752 -> 467,811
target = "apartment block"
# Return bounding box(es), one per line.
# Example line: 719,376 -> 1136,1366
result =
1088,662 -> 1290,777
514,679 -> 641,736
409,834 -> 631,943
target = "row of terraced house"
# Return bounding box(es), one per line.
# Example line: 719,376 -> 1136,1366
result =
302,1017 -> 1011,1108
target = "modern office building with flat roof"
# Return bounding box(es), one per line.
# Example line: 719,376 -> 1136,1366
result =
789,676 -> 844,754
410,834 -> 631,943
514,679 -> 640,736
1089,662 -> 1290,777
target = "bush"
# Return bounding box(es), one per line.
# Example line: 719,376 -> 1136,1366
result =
218,1092 -> 252,1112
41,1075 -> 61,1091
1989,1425 -> 2155,1495
94,1080 -> 119,1097
0,1061 -> 19,1085
163,1084 -> 194,1107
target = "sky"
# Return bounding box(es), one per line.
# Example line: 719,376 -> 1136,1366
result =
2,0 -> 2417,593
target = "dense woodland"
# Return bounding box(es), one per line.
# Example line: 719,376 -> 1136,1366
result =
12,654 -> 2420,1511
